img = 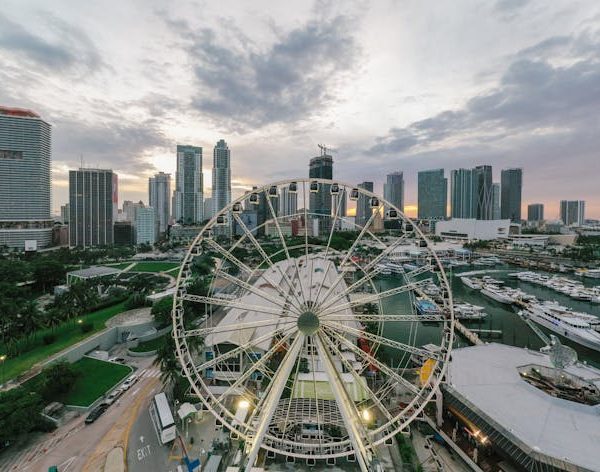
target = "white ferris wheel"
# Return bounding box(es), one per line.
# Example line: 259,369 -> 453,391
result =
172,178 -> 454,471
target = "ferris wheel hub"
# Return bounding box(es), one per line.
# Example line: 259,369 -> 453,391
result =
297,310 -> 320,335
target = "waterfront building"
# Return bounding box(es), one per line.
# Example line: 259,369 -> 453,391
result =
356,181 -> 374,228
212,139 -> 231,216
384,171 -> 404,213
491,183 -> 501,220
69,168 -> 117,247
560,200 -> 585,226
450,169 -> 475,219
527,203 -> 544,222
149,172 -> 171,234
500,168 -> 523,222
60,204 -> 70,224
417,169 -> 446,220
136,206 -> 156,245
435,218 -> 511,241
309,152 -> 333,235
174,145 -> 203,224
473,165 -> 493,220
0,106 -> 53,249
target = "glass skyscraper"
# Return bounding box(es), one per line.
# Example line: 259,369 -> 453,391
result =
473,165 -> 493,220
356,181 -> 374,228
174,145 -> 203,224
527,203 -> 544,222
492,183 -> 501,220
560,200 -> 585,226
0,106 -> 52,249
212,139 -> 231,216
309,153 -> 333,235
417,169 -> 447,220
383,172 -> 404,213
149,171 -> 171,234
500,168 -> 523,222
450,168 -> 475,218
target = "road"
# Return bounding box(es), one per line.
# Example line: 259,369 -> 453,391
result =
0,357 -> 160,472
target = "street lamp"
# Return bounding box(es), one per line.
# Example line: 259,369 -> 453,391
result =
0,355 -> 7,386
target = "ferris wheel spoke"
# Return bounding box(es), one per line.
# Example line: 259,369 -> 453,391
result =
233,213 -> 304,314
184,317 -> 295,338
325,333 -> 393,421
322,326 -> 420,395
204,237 -> 253,275
361,233 -> 411,273
182,294 -> 292,318
314,333 -> 372,471
324,314 -> 445,323
264,190 -> 309,307
243,334 -> 305,471
323,321 -> 443,361
318,279 -> 430,318
196,326 -> 295,372
214,332 -> 294,408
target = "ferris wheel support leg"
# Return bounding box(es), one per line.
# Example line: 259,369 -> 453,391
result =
435,386 -> 443,427
243,334 -> 305,472
315,334 -> 372,472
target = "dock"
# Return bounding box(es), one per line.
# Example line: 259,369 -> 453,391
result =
453,319 -> 483,345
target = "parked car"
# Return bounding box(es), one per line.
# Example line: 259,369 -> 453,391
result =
122,374 -> 138,389
104,388 -> 124,405
85,404 -> 108,424
109,357 -> 126,364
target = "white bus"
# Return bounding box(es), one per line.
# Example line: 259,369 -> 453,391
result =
149,392 -> 177,444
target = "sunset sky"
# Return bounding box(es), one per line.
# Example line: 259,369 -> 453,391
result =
1,0 -> 599,219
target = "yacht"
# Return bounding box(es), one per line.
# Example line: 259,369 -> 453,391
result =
376,263 -> 392,276
460,276 -> 483,290
414,298 -> 441,316
453,303 -> 487,320
422,282 -> 441,298
576,268 -> 600,279
480,284 -> 514,304
519,301 -> 600,352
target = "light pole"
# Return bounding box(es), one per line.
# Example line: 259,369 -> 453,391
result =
0,355 -> 7,386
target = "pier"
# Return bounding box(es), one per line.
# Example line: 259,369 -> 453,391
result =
453,319 -> 484,345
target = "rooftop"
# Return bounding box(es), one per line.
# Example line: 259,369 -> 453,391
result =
447,343 -> 600,471
67,265 -> 122,279
0,106 -> 40,118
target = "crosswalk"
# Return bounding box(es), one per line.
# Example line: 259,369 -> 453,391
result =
139,367 -> 162,379
0,424 -> 84,471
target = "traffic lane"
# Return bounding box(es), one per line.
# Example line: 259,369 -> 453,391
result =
127,385 -> 180,472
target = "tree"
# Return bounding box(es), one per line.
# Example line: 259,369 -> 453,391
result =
151,296 -> 173,328
0,388 -> 52,444
32,260 -> 66,292
39,362 -> 80,401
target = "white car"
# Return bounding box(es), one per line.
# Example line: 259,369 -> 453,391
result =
122,374 -> 139,389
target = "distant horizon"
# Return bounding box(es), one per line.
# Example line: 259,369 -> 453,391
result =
1,0 -> 598,218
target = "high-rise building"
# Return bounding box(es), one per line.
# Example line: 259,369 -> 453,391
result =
114,221 -> 135,246
383,172 -> 404,213
450,169 -> 475,219
174,145 -> 203,224
122,200 -> 144,223
309,152 -> 333,235
60,204 -> 70,224
203,197 -> 214,221
212,139 -> 231,216
473,165 -> 493,220
279,187 -> 298,217
501,168 -> 523,222
136,206 -> 156,245
527,203 -> 544,222
69,168 -> 118,247
492,183 -> 501,220
0,106 -> 53,249
560,200 -> 585,226
417,169 -> 446,220
149,172 -> 171,234
356,181 -> 374,228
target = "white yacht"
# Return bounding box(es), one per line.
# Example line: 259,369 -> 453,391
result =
519,301 -> 600,353
480,284 -> 514,304
461,276 -> 483,290
453,303 -> 487,320
576,268 -> 600,279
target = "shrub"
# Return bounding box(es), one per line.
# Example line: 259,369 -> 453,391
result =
42,334 -> 56,345
80,322 -> 94,333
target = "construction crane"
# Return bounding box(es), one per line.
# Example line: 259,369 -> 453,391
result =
317,144 -> 336,156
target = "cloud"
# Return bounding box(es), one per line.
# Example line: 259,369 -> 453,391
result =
169,12 -> 360,130
0,12 -> 105,74
494,0 -> 530,12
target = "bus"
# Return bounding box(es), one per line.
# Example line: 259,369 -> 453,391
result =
149,392 -> 177,444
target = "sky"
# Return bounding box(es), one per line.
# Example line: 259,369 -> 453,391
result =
1,0 -> 599,219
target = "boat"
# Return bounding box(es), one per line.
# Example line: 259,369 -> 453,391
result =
422,282 -> 441,298
460,276 -> 483,290
453,303 -> 487,320
519,301 -> 600,353
414,298 -> 441,316
583,269 -> 600,279
376,263 -> 392,276
480,284 -> 514,305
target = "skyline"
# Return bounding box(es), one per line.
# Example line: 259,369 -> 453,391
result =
1,1 -> 599,218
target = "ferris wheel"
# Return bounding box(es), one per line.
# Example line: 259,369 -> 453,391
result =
172,178 -> 454,471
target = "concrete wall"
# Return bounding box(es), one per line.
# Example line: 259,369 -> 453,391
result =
126,325 -> 171,357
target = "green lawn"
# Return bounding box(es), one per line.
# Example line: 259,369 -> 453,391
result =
103,262 -> 132,270
0,302 -> 127,383
61,357 -> 132,407
131,261 -> 180,273
129,335 -> 165,353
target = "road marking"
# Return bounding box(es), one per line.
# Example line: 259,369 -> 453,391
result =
58,456 -> 77,472
131,387 -> 140,396
140,435 -> 145,443
136,444 -> 152,461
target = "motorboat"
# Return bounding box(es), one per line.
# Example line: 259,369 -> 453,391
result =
480,284 -> 514,305
414,298 -> 441,316
453,303 -> 487,320
460,276 -> 483,290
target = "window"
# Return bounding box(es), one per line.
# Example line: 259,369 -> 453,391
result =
0,149 -> 23,159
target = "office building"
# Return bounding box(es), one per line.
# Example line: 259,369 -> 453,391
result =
492,183 -> 501,220
500,168 -> 523,222
60,204 -> 70,224
279,187 -> 298,217
356,181 -> 374,228
114,221 -> 135,246
527,203 -> 544,222
473,165 -> 493,220
212,139 -> 231,215
0,106 -> 53,250
383,172 -> 404,213
69,168 -> 118,247
417,169 -> 446,220
450,169 -> 475,219
122,200 -> 144,223
136,206 -> 156,245
309,152 -> 333,235
203,197 -> 214,221
560,200 -> 585,226
149,172 -> 171,234
174,145 -> 203,224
